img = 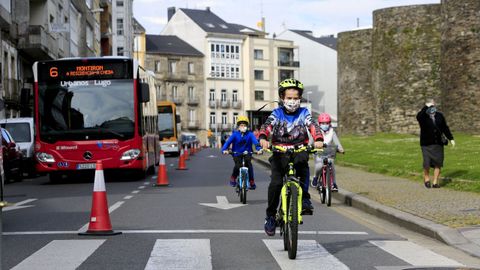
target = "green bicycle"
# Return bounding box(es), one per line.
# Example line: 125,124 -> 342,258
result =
266,145 -> 322,259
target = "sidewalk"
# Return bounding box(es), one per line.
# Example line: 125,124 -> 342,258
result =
252,154 -> 480,259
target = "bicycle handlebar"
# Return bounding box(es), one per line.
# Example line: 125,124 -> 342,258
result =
264,145 -> 323,154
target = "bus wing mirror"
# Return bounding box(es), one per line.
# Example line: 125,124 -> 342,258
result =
139,83 -> 150,103
176,115 -> 181,123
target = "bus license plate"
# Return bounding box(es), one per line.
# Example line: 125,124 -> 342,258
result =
76,163 -> 96,170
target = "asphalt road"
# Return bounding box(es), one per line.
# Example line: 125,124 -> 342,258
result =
1,148 -> 478,269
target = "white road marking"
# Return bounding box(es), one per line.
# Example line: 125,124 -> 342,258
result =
263,239 -> 349,270
199,196 -> 246,210
123,195 -> 133,200
3,198 -> 38,212
132,190 -> 140,194
3,229 -> 368,235
77,201 -> 124,232
138,186 -> 146,189
370,240 -> 464,267
144,182 -> 150,185
144,239 -> 212,270
11,240 -> 105,270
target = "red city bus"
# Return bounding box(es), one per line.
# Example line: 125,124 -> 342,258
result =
33,57 -> 159,182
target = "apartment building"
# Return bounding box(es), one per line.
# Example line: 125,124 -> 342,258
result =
111,0 -> 133,57
277,30 -> 337,122
162,7 -> 299,145
143,34 -> 206,143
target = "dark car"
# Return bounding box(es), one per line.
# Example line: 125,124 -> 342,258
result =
1,128 -> 23,182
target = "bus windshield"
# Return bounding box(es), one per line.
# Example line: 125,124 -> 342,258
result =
158,106 -> 174,138
38,79 -> 135,142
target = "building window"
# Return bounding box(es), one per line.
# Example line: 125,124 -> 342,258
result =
232,90 -> 238,102
210,112 -> 216,124
85,0 -> 92,9
116,0 -> 124,7
209,89 -> 215,101
188,62 -> 194,74
221,89 -> 227,101
188,87 -> 194,99
255,90 -> 264,101
222,112 -> 228,124
155,61 -> 161,72
117,18 -> 124,35
233,113 -> 238,125
254,49 -> 263,60
169,60 -> 176,74
254,70 -> 264,80
117,47 -> 124,56
86,24 -> 93,48
172,86 -> 178,98
189,109 -> 196,121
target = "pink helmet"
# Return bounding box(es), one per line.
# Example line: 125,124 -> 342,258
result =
318,113 -> 331,123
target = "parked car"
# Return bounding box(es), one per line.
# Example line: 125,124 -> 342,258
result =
1,128 -> 23,182
0,117 -> 35,177
180,132 -> 199,148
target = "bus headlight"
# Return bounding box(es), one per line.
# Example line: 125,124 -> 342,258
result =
120,149 -> 141,160
36,152 -> 55,163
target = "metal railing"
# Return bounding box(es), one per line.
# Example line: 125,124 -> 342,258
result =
187,97 -> 199,106
232,100 -> 242,109
220,99 -> 230,108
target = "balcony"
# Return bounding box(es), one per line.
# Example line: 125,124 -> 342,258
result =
2,78 -> 21,108
220,99 -> 230,109
277,60 -> 300,67
17,25 -> 58,60
187,96 -> 199,106
232,100 -> 242,109
209,99 -> 219,109
173,97 -> 183,105
187,120 -> 200,130
0,0 -> 12,27
221,123 -> 233,131
209,123 -> 220,130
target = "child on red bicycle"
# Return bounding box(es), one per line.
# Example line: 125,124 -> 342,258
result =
312,113 -> 344,191
222,116 -> 262,190
259,78 -> 324,236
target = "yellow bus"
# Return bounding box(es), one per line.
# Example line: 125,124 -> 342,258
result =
157,101 -> 181,156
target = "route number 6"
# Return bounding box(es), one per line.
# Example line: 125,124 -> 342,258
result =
50,67 -> 58,77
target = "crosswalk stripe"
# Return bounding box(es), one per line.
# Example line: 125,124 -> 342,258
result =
263,239 -> 349,270
144,239 -> 212,270
369,240 -> 464,267
11,240 -> 105,270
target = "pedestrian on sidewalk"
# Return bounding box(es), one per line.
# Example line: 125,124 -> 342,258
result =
416,98 -> 455,188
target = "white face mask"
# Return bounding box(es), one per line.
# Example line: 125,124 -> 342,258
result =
320,124 -> 330,131
283,99 -> 300,113
239,126 -> 247,133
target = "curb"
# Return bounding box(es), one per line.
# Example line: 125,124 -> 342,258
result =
252,156 -> 480,259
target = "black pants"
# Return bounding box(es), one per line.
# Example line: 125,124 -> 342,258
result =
266,151 -> 310,217
231,155 -> 254,181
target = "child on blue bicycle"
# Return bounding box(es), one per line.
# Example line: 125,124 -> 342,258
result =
222,116 -> 262,190
312,113 -> 344,191
258,78 -> 324,236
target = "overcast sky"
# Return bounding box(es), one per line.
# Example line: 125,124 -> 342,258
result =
133,0 -> 440,37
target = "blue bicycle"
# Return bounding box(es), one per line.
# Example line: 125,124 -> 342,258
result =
230,151 -> 252,204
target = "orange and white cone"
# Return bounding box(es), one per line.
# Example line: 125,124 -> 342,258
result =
176,146 -> 188,170
79,161 -> 121,236
184,144 -> 190,160
155,150 -> 169,186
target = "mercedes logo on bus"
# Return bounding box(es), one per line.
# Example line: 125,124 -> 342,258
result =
83,151 -> 93,160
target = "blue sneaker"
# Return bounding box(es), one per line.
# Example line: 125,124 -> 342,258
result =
264,216 -> 276,236
249,180 -> 256,190
311,176 -> 318,187
229,177 -> 237,187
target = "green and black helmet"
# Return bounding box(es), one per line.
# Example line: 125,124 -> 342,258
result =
278,78 -> 304,97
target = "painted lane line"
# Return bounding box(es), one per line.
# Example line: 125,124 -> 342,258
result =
3,198 -> 38,212
132,190 -> 140,194
123,195 -> 133,200
144,182 -> 150,185
4,229 -> 368,236
263,239 -> 349,270
77,201 -> 125,232
144,239 -> 212,270
138,186 -> 146,189
11,240 -> 105,270
370,240 -> 464,267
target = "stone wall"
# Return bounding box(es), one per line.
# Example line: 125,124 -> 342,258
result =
337,29 -> 375,135
441,0 -> 480,132
338,0 -> 480,135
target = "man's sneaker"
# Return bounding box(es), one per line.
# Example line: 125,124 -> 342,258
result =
332,183 -> 339,192
302,199 -> 314,215
264,216 -> 276,236
249,180 -> 256,190
229,177 -> 237,187
311,176 -> 318,187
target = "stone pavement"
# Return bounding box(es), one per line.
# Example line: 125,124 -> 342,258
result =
252,154 -> 480,259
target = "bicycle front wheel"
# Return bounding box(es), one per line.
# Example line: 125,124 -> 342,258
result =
320,171 -> 326,204
326,168 -> 332,207
240,171 -> 247,204
287,184 -> 299,259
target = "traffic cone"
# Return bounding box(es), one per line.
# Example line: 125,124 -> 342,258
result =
79,161 -> 121,236
190,143 -> 195,156
154,150 -> 169,186
184,144 -> 190,160
176,146 -> 188,170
